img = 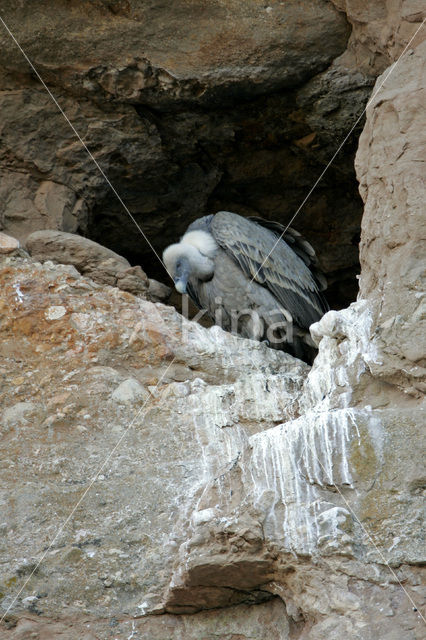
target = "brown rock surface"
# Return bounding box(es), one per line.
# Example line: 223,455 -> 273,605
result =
331,0 -> 425,73
1,1 -> 349,100
0,3 -> 425,640
0,0 -> 363,310
25,229 -> 170,300
0,232 -> 19,254
25,229 -> 131,279
1,598 -> 288,640
0,253 -> 308,629
355,41 -> 426,394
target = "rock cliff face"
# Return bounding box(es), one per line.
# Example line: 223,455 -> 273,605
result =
0,0 -> 366,309
0,2 -> 425,639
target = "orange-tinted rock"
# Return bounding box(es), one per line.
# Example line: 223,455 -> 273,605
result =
0,232 -> 19,253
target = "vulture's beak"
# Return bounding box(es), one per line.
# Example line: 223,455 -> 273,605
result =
174,256 -> 190,294
175,279 -> 187,294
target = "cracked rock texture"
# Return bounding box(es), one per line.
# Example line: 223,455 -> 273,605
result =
0,0 -> 364,309
0,2 -> 425,640
24,229 -> 170,301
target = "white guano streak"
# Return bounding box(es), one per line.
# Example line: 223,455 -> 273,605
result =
244,408 -> 356,554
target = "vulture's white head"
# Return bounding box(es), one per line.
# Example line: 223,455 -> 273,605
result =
163,230 -> 218,294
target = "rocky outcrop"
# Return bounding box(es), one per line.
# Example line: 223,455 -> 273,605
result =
162,37 -> 426,627
331,0 -> 426,72
0,3 -> 425,640
1,38 -> 425,634
0,232 -> 19,254
356,42 -> 426,395
0,0 -> 366,310
1,1 -> 350,103
0,251 -> 308,635
1,598 -> 289,640
24,230 -> 170,300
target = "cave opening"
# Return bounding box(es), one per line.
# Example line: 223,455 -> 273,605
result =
85,83 -> 367,317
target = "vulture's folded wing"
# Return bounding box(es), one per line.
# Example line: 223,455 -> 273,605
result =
211,211 -> 329,328
247,216 -> 327,292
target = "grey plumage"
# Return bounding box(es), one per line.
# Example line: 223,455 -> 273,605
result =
163,211 -> 329,362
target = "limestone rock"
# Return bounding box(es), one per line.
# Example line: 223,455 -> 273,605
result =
0,598 -> 288,640
0,2 -> 425,639
25,229 -> 129,273
355,41 -> 426,394
0,1 -> 349,102
0,232 -> 19,254
111,378 -> 150,404
25,229 -> 152,296
147,278 -> 172,303
2,402 -> 37,431
33,181 -> 82,233
0,0 -> 360,312
331,0 -> 426,73
0,253 -> 308,627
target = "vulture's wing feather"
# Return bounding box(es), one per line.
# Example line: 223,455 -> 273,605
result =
248,216 -> 327,291
211,211 -> 328,328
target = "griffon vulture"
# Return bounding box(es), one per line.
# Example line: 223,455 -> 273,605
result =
163,211 -> 329,362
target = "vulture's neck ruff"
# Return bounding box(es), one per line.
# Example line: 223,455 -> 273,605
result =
163,230 -> 218,293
